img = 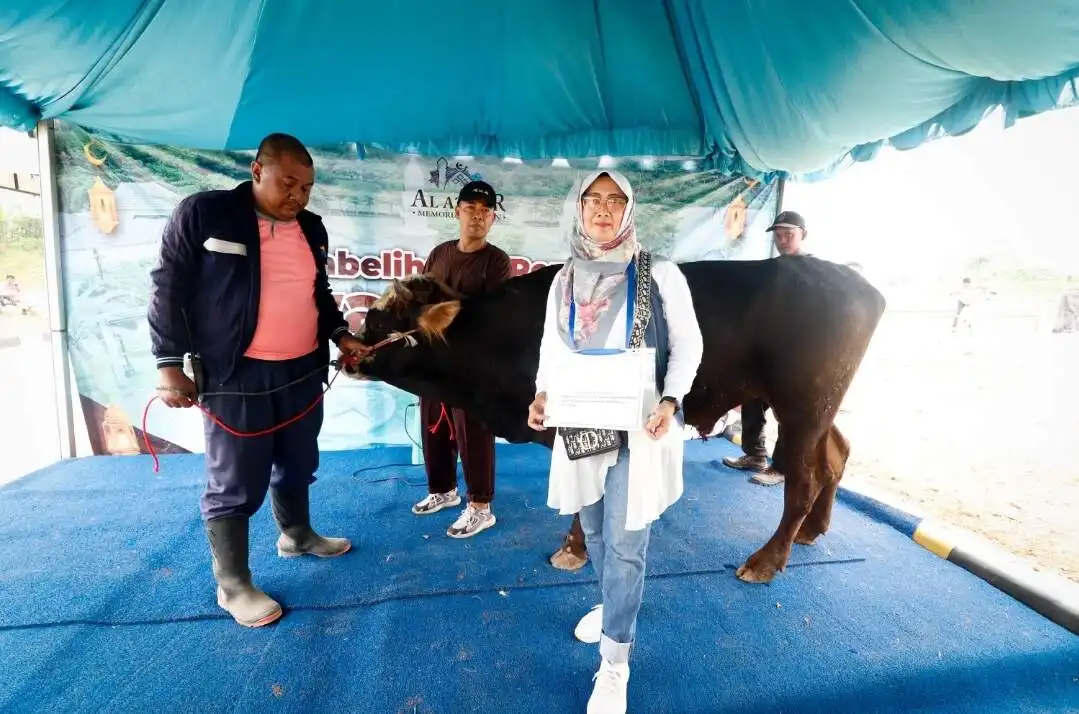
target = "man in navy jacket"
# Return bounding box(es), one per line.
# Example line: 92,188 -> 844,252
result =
148,133 -> 367,627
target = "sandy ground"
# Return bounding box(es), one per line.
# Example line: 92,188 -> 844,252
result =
830,306 -> 1079,584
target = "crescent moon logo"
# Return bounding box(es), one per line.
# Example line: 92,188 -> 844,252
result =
83,139 -> 108,167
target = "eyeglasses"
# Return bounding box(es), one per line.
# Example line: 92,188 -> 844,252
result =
581,195 -> 628,211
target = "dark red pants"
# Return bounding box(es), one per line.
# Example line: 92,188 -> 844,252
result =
420,397 -> 496,503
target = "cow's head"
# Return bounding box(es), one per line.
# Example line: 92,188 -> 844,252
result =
365,275 -> 462,343
343,275 -> 463,380
345,268 -> 558,446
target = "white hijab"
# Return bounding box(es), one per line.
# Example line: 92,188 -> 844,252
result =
554,170 -> 640,347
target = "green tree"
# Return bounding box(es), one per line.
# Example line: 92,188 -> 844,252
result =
0,213 -> 43,250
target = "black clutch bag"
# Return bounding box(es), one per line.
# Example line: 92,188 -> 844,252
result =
558,427 -> 623,461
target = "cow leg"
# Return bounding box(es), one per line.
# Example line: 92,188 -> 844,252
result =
794,424 -> 851,545
736,428 -> 823,583
550,514 -> 589,571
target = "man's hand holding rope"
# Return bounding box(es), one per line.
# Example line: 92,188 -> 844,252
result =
336,334 -> 371,366
155,335 -> 371,409
157,367 -> 197,408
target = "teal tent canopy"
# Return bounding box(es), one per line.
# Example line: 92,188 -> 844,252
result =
2,0 -> 1078,177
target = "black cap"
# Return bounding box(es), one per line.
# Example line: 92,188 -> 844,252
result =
766,210 -> 807,232
457,180 -> 497,209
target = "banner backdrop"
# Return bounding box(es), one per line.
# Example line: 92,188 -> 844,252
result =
51,121 -> 779,456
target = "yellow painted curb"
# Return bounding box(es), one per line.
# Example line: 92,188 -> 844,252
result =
912,519 -> 956,560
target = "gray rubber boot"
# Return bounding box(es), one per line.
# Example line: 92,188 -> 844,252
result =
206,516 -> 283,627
270,487 -> 352,558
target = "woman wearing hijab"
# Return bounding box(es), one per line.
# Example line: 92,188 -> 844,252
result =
527,170 -> 704,713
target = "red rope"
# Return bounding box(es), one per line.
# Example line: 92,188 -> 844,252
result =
427,402 -> 456,442
140,331 -> 413,473
140,368 -> 342,473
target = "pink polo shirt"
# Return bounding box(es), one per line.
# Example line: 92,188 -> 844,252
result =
244,216 -> 320,360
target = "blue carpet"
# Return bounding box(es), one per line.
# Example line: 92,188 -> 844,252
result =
0,440 -> 1076,713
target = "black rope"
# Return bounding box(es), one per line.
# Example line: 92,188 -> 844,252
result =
351,401 -> 428,486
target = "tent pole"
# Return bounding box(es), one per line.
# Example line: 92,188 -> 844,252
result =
37,119 -> 77,461
769,175 -> 786,259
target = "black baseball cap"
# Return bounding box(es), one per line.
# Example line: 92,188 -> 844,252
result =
766,210 -> 807,232
458,180 -> 497,209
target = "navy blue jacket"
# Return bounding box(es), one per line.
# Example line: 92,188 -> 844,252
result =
147,181 -> 349,383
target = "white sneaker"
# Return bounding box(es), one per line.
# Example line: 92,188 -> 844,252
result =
587,658 -> 629,714
446,504 -> 496,538
412,489 -> 461,515
574,604 -> 603,644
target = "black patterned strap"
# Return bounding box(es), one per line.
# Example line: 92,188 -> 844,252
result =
629,251 -> 653,350
558,252 -> 654,460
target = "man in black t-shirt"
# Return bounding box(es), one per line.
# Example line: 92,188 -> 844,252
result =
411,180 -> 512,537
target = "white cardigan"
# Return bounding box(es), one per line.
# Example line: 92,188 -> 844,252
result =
534,258 -> 704,531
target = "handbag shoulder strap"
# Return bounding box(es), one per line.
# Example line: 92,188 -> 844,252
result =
628,251 -> 653,349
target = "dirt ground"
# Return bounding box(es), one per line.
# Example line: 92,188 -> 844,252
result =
828,304 -> 1079,584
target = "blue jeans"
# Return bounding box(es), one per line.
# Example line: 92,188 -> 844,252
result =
578,444 -> 651,664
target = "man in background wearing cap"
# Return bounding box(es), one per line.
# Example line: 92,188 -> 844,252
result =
723,210 -> 808,486
410,180 -> 512,537
767,210 -> 808,258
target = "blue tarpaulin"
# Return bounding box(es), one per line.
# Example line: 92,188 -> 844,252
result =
2,1 -> 1078,176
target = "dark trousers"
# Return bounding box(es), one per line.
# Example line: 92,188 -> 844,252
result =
200,351 -> 324,521
740,398 -> 770,459
420,396 -> 495,503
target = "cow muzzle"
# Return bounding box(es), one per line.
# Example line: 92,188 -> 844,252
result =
340,329 -> 419,380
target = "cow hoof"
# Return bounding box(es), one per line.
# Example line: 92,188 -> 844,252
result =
735,564 -> 776,583
735,554 -> 780,583
550,547 -> 588,572
794,532 -> 819,546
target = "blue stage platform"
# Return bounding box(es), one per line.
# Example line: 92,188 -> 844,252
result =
0,439 -> 1076,713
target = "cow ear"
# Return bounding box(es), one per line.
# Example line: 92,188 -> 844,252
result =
417,300 -> 461,341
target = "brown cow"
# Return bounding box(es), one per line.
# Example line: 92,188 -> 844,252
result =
349,255 -> 885,583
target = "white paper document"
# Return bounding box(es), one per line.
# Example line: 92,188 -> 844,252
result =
545,348 -> 657,431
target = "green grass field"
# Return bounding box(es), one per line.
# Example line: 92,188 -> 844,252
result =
1,244 -> 44,286
0,243 -> 47,338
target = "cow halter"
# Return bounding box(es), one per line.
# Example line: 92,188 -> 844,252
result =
383,330 -> 419,349
354,329 -> 418,360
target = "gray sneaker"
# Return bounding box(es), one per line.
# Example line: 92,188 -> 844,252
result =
749,467 -> 785,487
446,505 -> 496,539
412,489 -> 461,515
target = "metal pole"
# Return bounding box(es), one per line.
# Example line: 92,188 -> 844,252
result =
0,187 -> 41,198
36,119 -> 77,460
769,175 -> 786,259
